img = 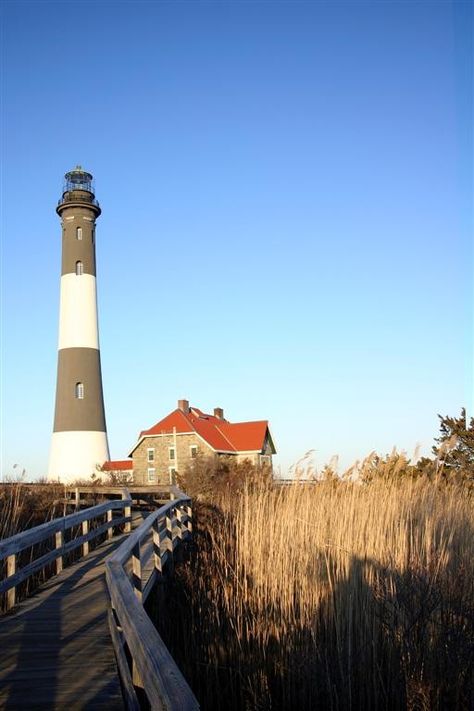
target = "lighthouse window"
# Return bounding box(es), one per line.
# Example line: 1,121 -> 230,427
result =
75,382 -> 84,399
75,261 -> 84,275
76,227 -> 83,240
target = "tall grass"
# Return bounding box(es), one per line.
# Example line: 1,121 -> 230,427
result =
154,476 -> 474,710
0,481 -> 65,540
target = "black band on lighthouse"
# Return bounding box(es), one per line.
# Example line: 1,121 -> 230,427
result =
53,348 -> 107,433
61,210 -> 97,277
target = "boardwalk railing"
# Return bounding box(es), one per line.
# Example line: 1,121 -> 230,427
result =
106,493 -> 199,710
68,483 -> 186,509
0,488 -> 132,610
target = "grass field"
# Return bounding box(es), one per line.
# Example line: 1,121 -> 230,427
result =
153,473 -> 474,710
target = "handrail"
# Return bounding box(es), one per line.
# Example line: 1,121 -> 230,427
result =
105,492 -> 199,710
58,194 -> 100,207
0,500 -> 126,559
1,490 -> 132,610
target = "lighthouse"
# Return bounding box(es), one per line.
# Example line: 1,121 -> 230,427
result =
48,166 -> 109,482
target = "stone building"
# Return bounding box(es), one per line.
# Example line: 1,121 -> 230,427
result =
104,399 -> 276,485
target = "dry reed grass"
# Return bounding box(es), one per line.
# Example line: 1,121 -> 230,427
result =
154,473 -> 474,710
0,481 -> 65,540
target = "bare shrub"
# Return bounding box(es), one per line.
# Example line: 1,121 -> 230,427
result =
177,453 -> 271,500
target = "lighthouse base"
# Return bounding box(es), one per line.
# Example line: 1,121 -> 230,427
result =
48,431 -> 110,483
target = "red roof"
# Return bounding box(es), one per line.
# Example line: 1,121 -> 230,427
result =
102,459 -> 134,471
133,407 -> 274,455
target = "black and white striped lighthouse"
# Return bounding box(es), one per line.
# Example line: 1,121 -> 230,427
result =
48,167 -> 109,482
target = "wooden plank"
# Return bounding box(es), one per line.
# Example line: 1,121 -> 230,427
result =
7,553 -> 16,609
153,519 -> 163,575
82,520 -> 90,556
55,530 -> 63,574
132,543 -> 142,601
175,507 -> 183,541
107,510 -> 113,540
123,489 -> 132,534
185,505 -> 193,535
166,514 -> 175,569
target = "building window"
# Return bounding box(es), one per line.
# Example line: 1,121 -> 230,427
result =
75,260 -> 84,275
148,468 -> 156,483
147,448 -> 155,462
168,466 -> 176,483
169,447 -> 175,460
75,382 -> 84,399
190,445 -> 198,458
76,227 -> 83,240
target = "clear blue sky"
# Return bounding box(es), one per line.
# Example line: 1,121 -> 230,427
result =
1,1 -> 472,478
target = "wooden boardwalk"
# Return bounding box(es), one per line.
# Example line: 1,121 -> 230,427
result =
0,514 -> 156,710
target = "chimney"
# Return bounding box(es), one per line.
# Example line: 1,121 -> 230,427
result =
178,399 -> 190,413
214,407 -> 224,420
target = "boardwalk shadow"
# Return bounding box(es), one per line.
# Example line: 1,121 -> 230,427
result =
0,539 -> 124,710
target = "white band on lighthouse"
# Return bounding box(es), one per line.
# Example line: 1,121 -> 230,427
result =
49,431 -> 109,481
58,274 -> 100,350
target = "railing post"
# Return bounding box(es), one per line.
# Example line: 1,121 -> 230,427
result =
152,519 -> 162,575
132,542 -> 142,601
165,512 -> 173,553
186,503 -> 193,536
6,554 -> 16,610
132,661 -> 144,691
55,530 -> 64,574
82,520 -> 89,556
175,505 -> 183,542
107,509 -> 113,540
122,489 -> 132,534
